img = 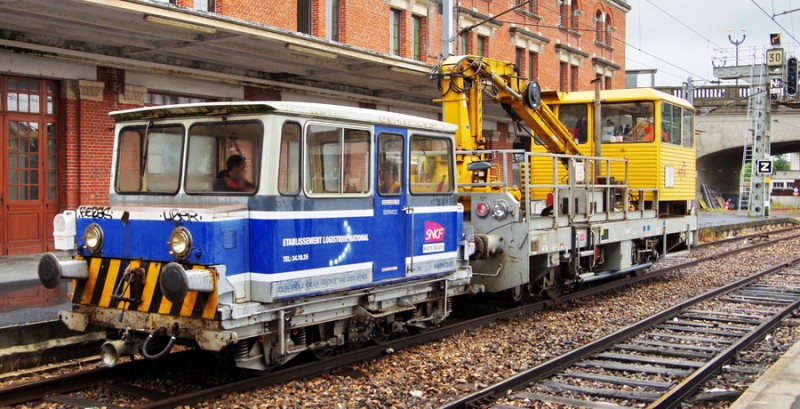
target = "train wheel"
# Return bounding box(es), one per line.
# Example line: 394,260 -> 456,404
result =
545,284 -> 563,299
372,325 -> 393,345
311,345 -> 334,360
509,285 -> 524,303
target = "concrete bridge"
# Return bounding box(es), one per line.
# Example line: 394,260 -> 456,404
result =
658,85 -> 800,201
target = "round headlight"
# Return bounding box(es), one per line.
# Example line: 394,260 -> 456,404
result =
168,226 -> 193,260
491,200 -> 510,220
83,223 -> 104,253
475,202 -> 490,218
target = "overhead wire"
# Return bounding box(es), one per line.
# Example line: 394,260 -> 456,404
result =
642,0 -> 726,50
750,0 -> 800,45
508,0 -> 713,81
473,0 -> 792,85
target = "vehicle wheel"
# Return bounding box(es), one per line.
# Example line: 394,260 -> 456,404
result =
509,285 -> 524,303
545,284 -> 562,299
311,345 -> 334,360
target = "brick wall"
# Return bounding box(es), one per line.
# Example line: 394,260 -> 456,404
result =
62,68 -> 141,207
209,0 -> 625,90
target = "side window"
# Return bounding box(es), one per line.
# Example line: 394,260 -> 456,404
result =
378,133 -> 403,196
682,108 -> 694,148
117,129 -> 143,192
600,102 -> 636,144
410,135 -> 454,194
185,134 -> 216,192
344,129 -> 370,193
661,102 -> 681,145
278,122 -> 301,195
614,102 -> 655,143
557,104 -> 588,144
116,125 -> 184,193
306,123 -> 370,195
185,121 -> 262,194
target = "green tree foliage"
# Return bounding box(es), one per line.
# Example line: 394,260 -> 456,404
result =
773,154 -> 791,171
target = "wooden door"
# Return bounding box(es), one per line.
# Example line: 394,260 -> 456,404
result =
1,77 -> 59,255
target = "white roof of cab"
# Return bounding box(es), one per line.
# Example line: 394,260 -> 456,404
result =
110,101 -> 457,133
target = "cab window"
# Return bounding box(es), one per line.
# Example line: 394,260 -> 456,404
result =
278,122 -> 301,195
306,123 -> 370,195
378,133 -> 403,196
185,121 -> 262,194
557,104 -> 588,144
410,135 -> 453,194
116,125 -> 184,194
661,102 -> 681,145
601,102 -> 655,143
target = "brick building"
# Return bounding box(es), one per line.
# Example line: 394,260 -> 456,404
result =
0,0 -> 628,254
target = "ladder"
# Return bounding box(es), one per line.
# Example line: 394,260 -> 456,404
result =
737,67 -> 764,213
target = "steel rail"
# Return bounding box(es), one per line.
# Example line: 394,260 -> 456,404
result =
4,227 -> 798,408
438,255 -> 800,409
142,230 -> 800,408
0,351 -> 202,407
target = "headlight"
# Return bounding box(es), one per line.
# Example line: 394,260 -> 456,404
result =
83,223 -> 104,253
491,200 -> 510,220
168,226 -> 193,260
475,201 -> 490,218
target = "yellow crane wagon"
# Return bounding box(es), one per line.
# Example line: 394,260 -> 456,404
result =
430,55 -> 697,299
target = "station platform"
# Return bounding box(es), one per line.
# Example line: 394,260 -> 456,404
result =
729,338 -> 800,409
0,210 -> 798,407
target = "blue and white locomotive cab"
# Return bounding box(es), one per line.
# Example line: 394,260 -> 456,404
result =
39,102 -> 475,370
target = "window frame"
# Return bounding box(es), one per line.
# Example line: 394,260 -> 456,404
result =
278,121 -> 302,196
304,121 -> 372,197
476,35 -> 488,57
390,8 -> 402,56
183,119 -> 264,195
598,101 -> 656,144
409,134 -> 455,195
528,50 -> 538,81
412,15 -> 423,60
378,133 -> 404,197
115,123 -> 186,195
556,103 -> 589,145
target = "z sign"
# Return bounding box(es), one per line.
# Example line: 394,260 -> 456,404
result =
755,159 -> 773,175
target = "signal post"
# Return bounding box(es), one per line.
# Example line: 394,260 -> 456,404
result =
712,34 -> 786,217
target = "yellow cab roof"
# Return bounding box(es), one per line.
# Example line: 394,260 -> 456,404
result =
542,88 -> 694,110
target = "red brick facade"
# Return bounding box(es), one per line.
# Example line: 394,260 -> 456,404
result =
215,0 -> 625,91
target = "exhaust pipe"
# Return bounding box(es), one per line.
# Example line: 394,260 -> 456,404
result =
101,340 -> 135,367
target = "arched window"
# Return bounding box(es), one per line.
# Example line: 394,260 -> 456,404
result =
560,1 -> 569,26
570,0 -> 580,29
605,14 -> 613,45
595,11 -> 604,42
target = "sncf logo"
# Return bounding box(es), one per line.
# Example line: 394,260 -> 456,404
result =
424,221 -> 445,243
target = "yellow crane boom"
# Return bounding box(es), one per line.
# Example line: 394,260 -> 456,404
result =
432,55 -> 582,164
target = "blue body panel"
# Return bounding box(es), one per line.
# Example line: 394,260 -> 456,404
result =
75,215 -> 249,275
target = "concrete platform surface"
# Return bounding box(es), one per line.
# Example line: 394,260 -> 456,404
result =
730,338 -> 800,409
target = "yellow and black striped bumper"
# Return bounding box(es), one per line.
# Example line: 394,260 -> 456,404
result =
71,258 -> 218,320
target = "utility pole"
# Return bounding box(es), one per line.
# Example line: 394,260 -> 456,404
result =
592,75 -> 602,177
442,0 -> 454,57
683,76 -> 694,105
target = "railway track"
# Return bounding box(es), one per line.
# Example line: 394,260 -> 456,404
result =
1,227 -> 798,408
441,258 -> 800,409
